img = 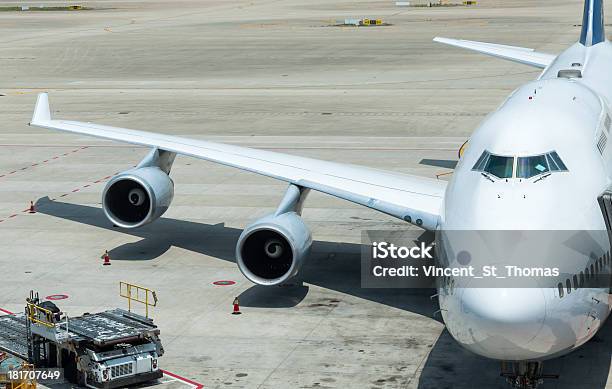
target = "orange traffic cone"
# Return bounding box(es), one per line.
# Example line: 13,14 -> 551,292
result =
101,250 -> 111,266
28,201 -> 36,214
232,297 -> 241,315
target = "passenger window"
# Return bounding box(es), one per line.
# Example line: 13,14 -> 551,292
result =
579,271 -> 585,287
558,282 -> 564,298
572,275 -> 579,290
566,279 -> 572,294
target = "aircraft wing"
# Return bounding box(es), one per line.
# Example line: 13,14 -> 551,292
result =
433,37 -> 556,69
30,93 -> 446,230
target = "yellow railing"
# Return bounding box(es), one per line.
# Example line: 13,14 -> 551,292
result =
119,282 -> 158,318
25,303 -> 55,328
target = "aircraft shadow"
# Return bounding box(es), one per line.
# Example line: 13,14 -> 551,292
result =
417,312 -> 612,389
34,197 -> 438,317
238,284 -> 310,308
419,159 -> 458,169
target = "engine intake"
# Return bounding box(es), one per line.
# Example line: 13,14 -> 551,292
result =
103,167 -> 174,228
236,212 -> 312,286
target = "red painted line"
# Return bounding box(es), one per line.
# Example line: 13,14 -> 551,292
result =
0,308 -> 14,315
161,370 -> 203,389
0,147 -> 90,180
0,163 -> 114,225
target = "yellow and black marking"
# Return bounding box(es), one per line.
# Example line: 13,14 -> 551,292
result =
361,19 -> 383,26
458,139 -> 469,159
336,18 -> 390,27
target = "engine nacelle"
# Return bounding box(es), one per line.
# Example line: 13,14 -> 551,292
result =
102,167 -> 174,228
236,212 -> 312,286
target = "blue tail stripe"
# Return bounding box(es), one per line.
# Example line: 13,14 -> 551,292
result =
592,0 -> 605,44
580,0 -> 606,46
580,0 -> 590,44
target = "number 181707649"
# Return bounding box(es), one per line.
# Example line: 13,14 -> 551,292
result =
7,368 -> 63,382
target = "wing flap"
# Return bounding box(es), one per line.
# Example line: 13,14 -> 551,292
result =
30,93 -> 446,229
433,37 -> 556,69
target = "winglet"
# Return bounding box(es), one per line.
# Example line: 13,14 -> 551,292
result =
31,92 -> 51,125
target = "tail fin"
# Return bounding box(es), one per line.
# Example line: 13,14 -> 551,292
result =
580,0 -> 606,46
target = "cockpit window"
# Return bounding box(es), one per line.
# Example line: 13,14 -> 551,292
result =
472,151 -> 514,179
473,150 -> 567,180
486,155 -> 514,178
517,155 -> 548,178
547,151 -> 568,171
472,151 -> 489,171
517,151 -> 568,178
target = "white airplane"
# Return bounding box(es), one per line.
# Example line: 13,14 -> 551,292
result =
29,0 -> 612,387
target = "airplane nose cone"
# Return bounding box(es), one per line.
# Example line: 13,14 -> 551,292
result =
457,288 -> 547,360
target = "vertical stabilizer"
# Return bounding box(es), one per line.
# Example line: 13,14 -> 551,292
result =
580,0 -> 606,46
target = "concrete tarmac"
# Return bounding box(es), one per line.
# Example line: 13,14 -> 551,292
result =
0,0 -> 610,388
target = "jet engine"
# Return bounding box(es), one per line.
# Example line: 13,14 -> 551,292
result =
102,167 -> 174,228
236,212 -> 312,286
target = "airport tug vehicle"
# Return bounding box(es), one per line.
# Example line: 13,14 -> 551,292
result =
0,291 -> 164,388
